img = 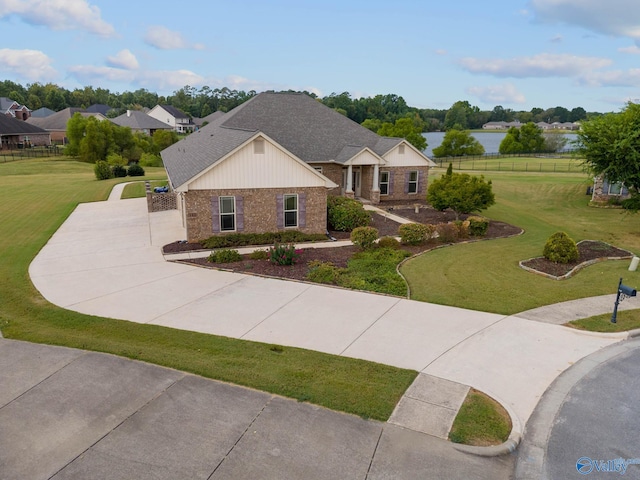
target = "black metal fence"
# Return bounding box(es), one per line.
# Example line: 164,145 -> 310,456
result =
0,146 -> 63,162
432,150 -> 584,173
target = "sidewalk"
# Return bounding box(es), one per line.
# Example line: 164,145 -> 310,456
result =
28,197 -> 625,442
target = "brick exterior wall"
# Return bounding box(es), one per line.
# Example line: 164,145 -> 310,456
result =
379,166 -> 429,203
317,163 -> 343,196
185,187 -> 327,242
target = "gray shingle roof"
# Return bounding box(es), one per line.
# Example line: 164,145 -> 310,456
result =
111,110 -> 173,130
162,92 -> 416,190
30,107 -> 56,118
159,105 -> 191,121
0,97 -> 19,111
27,108 -> 87,131
0,115 -> 48,135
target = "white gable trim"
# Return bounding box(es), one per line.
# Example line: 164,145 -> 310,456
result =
343,147 -> 387,166
177,132 -> 337,192
382,140 -> 436,167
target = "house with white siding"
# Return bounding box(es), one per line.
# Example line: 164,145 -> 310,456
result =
161,92 -> 435,242
148,105 -> 196,134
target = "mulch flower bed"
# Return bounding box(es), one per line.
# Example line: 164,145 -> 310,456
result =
520,240 -> 633,279
165,205 -> 524,282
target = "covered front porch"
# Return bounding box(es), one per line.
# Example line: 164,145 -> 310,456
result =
341,149 -> 386,204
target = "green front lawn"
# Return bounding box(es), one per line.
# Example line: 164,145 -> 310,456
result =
0,157 -> 416,421
568,309 -> 640,332
401,171 -> 640,314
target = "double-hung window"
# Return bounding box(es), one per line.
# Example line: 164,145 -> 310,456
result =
284,194 -> 298,228
380,171 -> 390,195
219,196 -> 236,231
408,171 -> 418,194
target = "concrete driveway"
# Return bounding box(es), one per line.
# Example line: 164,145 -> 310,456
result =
0,338 -> 514,480
28,197 -> 625,437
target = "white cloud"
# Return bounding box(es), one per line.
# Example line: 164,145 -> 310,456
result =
0,48 -> 57,81
579,69 -> 640,88
467,83 -> 527,104
106,49 -> 139,70
144,25 -> 203,50
459,53 -> 612,78
0,0 -> 115,37
619,45 -> 640,54
529,0 -> 640,41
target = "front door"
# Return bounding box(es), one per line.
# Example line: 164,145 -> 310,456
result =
352,168 -> 361,197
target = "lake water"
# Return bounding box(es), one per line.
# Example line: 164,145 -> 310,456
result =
422,131 -> 578,157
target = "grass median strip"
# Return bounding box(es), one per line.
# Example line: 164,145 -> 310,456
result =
0,157 -> 416,421
568,309 -> 640,333
449,389 -> 512,446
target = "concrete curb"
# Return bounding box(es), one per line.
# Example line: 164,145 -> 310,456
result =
453,432 -> 522,457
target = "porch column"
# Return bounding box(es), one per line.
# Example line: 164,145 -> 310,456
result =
372,164 -> 380,192
346,164 -> 353,193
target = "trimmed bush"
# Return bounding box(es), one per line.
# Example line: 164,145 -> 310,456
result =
399,223 -> 430,245
94,161 -> 113,180
351,226 -> 379,250
543,232 -> 579,264
377,236 -> 401,250
127,164 -> 145,177
201,231 -> 327,249
208,249 -> 243,263
327,196 -> 371,231
307,261 -> 342,284
468,216 -> 489,236
454,220 -> 470,239
436,223 -> 459,243
111,164 -> 127,178
248,249 -> 269,260
268,243 -> 300,265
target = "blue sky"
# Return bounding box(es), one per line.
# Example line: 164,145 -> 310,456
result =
0,0 -> 639,112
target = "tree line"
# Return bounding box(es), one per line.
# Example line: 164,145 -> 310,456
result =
1,80 -> 598,129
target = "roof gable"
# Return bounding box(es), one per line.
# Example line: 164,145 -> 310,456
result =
0,115 -> 48,135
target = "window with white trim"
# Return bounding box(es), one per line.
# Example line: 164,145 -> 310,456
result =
408,171 -> 418,194
284,194 -> 298,228
313,166 -> 323,174
219,196 -> 236,231
379,171 -> 390,195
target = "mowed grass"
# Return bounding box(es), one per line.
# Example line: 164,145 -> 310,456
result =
441,154 -> 583,173
568,309 -> 640,332
0,157 -> 416,421
449,389 -> 512,446
121,180 -> 167,199
402,169 -> 640,314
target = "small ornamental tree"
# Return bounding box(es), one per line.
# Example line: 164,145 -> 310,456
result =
543,232 -> 579,264
432,130 -> 485,157
427,172 -> 495,219
350,226 -> 379,250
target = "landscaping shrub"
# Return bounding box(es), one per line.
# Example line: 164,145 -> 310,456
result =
338,248 -> 411,296
94,161 -> 113,180
436,223 -> 459,243
351,226 -> 379,250
139,152 -> 163,167
377,236 -> 401,250
399,223 -> 430,245
543,232 -> 579,264
127,164 -> 145,177
208,249 -> 243,263
467,216 -> 489,236
111,164 -> 127,178
307,261 -> 342,284
268,243 -> 300,265
201,231 -> 327,249
248,249 -> 269,260
107,153 -> 127,166
327,196 -> 371,231
455,220 -> 470,239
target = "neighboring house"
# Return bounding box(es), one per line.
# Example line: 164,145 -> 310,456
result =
161,92 -> 435,242
591,176 -> 631,204
551,122 -> 580,131
86,104 -> 116,116
482,121 -> 522,130
27,108 -> 107,144
0,97 -> 31,120
193,110 -> 225,129
30,107 -> 56,118
111,110 -> 174,136
148,105 -> 195,134
536,122 -> 552,130
0,114 -> 50,149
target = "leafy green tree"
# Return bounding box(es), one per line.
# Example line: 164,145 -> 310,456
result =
499,123 -> 545,154
377,117 -> 426,150
79,117 -> 109,163
152,130 -> 179,153
427,172 -> 495,219
432,130 -> 485,157
577,102 -> 640,193
361,118 -> 382,132
543,132 -> 569,153
64,113 -> 87,157
444,101 -> 469,130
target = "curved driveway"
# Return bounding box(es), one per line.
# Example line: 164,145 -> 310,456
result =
28,197 -> 625,433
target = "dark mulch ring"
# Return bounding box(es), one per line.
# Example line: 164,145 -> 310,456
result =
520,241 -> 633,278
